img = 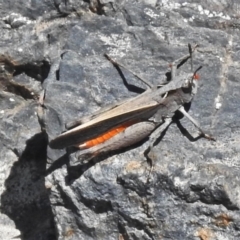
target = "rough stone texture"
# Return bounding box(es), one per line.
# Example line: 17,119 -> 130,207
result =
0,0 -> 240,239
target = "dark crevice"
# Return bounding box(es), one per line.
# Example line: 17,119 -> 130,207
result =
87,0 -> 119,15
53,0 -> 70,17
56,185 -> 97,238
55,184 -> 113,237
13,60 -> 51,83
0,55 -> 50,82
56,69 -> 60,80
122,9 -> 133,26
118,211 -> 155,240
196,189 -> 239,211
88,0 -> 106,15
116,174 -> 153,198
118,221 -> 129,240
55,183 -> 81,212
0,78 -> 39,100
0,57 -> 50,100
80,195 -> 113,214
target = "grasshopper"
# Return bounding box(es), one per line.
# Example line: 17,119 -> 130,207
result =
49,44 -> 214,166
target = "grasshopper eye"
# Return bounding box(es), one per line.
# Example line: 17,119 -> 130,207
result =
193,73 -> 200,80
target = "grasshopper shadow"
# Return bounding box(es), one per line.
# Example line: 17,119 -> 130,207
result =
64,135 -> 159,184
111,59 -> 145,94
176,120 -> 204,142
1,132 -> 56,240
174,103 -> 207,142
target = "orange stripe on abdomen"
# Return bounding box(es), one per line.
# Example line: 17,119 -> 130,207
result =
78,121 -> 136,149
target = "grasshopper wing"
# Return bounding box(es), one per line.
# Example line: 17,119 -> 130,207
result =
49,94 -> 161,149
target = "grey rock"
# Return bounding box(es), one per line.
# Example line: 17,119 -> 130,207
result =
1,0 -> 240,240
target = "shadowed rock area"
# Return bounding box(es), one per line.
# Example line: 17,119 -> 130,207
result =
0,0 -> 240,239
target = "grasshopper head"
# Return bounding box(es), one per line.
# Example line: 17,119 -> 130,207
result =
182,66 -> 202,96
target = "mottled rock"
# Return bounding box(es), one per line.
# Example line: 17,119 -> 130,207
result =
1,0 -> 240,240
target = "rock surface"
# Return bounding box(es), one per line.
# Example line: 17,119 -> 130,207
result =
1,0 -> 240,239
